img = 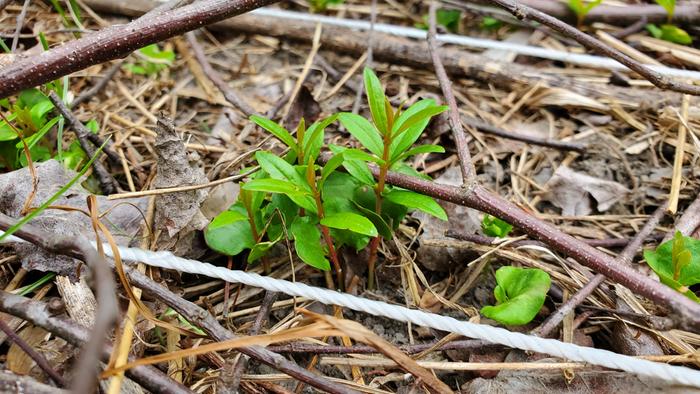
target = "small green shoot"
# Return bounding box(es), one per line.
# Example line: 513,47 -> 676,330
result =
644,231 -> 700,301
654,0 -> 676,20
481,214 -> 513,238
416,9 -> 462,33
567,0 -> 602,27
124,44 -> 175,76
480,17 -> 503,31
481,266 -> 551,326
309,0 -> 344,12
646,23 -> 692,45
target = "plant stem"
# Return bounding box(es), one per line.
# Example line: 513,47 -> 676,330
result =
367,135 -> 392,290
242,191 -> 270,274
311,179 -> 343,291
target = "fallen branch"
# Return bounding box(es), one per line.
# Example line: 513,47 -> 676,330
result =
476,0 -> 700,95
0,290 -> 192,394
0,215 -> 118,394
0,0 -> 280,99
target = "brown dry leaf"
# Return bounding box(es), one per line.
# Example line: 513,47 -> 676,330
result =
7,325 -> 48,376
541,165 -> 630,216
284,85 -> 321,131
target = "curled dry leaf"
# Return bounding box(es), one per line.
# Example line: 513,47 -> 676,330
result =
541,165 -> 630,216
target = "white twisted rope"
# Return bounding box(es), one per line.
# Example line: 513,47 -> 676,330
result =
103,244 -> 700,387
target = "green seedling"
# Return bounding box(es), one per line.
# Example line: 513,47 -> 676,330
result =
567,0 -> 602,28
124,44 -> 175,76
309,0 -> 344,12
416,9 -> 462,33
644,231 -> 700,301
647,0 -> 692,44
480,17 -> 503,31
482,214 -> 513,238
481,266 -> 551,326
205,68 -> 448,290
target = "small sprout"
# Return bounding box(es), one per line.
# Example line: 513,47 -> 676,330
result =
654,0 -> 677,20
567,0 -> 602,27
124,44 -> 175,76
481,266 -> 551,326
644,231 -> 700,301
480,16 -> 503,31
416,9 -> 462,33
309,0 -> 344,12
646,24 -> 692,45
481,214 -> 513,238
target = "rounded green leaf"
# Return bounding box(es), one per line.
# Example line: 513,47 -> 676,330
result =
291,216 -> 330,271
204,210 -> 255,256
384,190 -> 447,221
480,267 -> 551,326
321,212 -> 378,237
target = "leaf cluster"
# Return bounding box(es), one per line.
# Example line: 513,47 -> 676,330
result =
644,231 -> 700,302
567,0 -> 602,27
205,68 -> 448,272
124,44 -> 176,76
481,266 -> 551,326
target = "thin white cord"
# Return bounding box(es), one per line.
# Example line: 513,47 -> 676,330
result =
106,244 -> 700,387
1,231 -> 698,386
248,7 -> 700,81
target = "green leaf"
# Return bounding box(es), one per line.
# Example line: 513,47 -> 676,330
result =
654,0 -> 676,18
567,0 -> 602,19
392,104 -> 447,137
394,144 -> 445,162
350,201 -> 393,239
363,68 -> 389,135
481,267 -> 551,326
384,190 -> 447,221
390,99 -> 443,160
250,115 -> 297,151
480,16 -> 502,30
353,185 -> 408,229
481,214 -> 513,238
303,114 -> 338,163
242,178 -> 306,196
321,212 -> 378,237
204,210 -> 255,256
320,152 -> 344,188
247,235 -> 281,263
329,144 -> 376,185
255,151 -> 308,188
658,24 -> 692,44
644,232 -> 700,288
337,113 -> 384,157
291,216 -> 330,270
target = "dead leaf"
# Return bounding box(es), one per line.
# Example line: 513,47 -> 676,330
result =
541,165 -> 629,216
284,85 -> 321,131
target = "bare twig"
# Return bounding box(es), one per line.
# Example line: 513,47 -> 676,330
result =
0,370 -> 67,394
532,204 -> 667,337
673,192 -> 700,238
0,317 -> 67,387
228,291 -> 279,391
610,16 -> 648,40
71,60 -> 124,108
10,0 -> 31,52
427,1 -> 476,182
185,31 -> 258,117
0,291 -> 192,394
445,230 -> 662,250
475,0 -> 700,96
0,0 -> 280,99
463,116 -> 585,152
48,92 -> 120,194
269,338 -> 496,355
0,214 -> 118,394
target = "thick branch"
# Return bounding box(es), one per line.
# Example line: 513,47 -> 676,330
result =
0,0 -> 279,99
476,0 -> 700,96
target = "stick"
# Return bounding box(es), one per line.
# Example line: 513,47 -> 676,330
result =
71,60 -> 124,108
0,0 -> 280,99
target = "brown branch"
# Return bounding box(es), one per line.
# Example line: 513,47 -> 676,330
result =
11,0 -> 31,52
228,291 -> 279,391
185,31 -> 258,117
0,290 -> 192,394
427,1 -> 475,182
532,204 -> 667,338
48,92 -> 120,194
0,215 -> 118,394
445,230 -> 662,250
0,0 -> 280,99
475,0 -> 700,96
372,165 -> 700,331
0,317 -> 67,387
463,116 -> 586,152
0,370 -> 67,394
268,338 -> 497,355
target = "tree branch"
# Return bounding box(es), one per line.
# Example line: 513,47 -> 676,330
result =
0,0 -> 280,99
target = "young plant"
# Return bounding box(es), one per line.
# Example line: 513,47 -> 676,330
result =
309,0 -> 344,12
480,17 -> 503,31
567,0 -> 602,28
337,68 -> 448,289
481,266 -> 551,326
482,214 -> 513,238
416,9 -> 462,33
124,44 -> 175,76
646,0 -> 692,45
644,231 -> 700,302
